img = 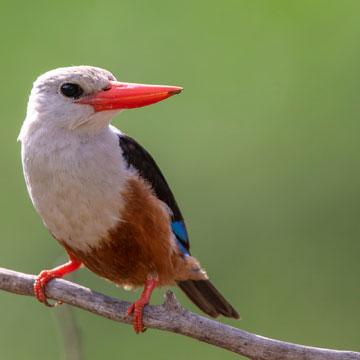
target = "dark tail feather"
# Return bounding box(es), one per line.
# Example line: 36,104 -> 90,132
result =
177,279 -> 240,319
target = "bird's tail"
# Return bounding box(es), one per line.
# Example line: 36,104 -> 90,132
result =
176,279 -> 240,319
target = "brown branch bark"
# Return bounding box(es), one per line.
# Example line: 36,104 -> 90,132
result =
0,267 -> 359,360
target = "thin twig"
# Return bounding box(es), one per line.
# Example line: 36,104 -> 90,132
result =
0,267 -> 359,360
53,255 -> 83,360
54,303 -> 83,360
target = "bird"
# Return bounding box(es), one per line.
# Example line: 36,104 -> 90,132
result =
18,66 -> 240,333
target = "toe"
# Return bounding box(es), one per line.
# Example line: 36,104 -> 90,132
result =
126,302 -> 136,318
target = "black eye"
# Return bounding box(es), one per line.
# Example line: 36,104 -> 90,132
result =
60,83 -> 84,98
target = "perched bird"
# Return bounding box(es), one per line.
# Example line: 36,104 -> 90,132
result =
19,66 -> 240,333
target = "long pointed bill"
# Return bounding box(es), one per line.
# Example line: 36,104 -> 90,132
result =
77,81 -> 183,112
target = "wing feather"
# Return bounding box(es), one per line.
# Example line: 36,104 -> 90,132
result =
118,134 -> 190,254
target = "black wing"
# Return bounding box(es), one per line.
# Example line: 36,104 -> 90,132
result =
118,134 -> 190,254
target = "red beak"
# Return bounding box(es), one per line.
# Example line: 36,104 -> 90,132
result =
77,81 -> 183,112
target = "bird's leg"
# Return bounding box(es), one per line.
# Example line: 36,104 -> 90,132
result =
126,273 -> 159,334
34,258 -> 82,307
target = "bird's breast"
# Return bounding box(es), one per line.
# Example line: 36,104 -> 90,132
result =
22,129 -> 128,251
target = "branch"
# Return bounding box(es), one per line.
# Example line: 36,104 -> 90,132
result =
0,267 -> 358,360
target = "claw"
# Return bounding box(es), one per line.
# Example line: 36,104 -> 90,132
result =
34,270 -> 63,307
125,274 -> 159,334
126,300 -> 146,333
33,259 -> 82,307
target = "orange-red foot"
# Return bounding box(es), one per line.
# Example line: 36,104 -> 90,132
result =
126,274 -> 159,334
34,259 -> 82,307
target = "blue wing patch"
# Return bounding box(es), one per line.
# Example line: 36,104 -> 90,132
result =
171,220 -> 190,256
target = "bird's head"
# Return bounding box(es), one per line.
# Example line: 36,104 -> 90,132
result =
19,66 -> 182,138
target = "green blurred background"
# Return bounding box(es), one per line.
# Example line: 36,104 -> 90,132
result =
0,0 -> 359,359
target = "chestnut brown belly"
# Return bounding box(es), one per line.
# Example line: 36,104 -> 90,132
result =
62,176 -> 179,287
